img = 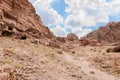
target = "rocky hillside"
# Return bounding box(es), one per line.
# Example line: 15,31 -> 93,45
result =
0,0 -> 54,39
0,1 -> 120,80
86,22 -> 120,44
0,0 -> 110,47
0,0 -> 82,49
0,37 -> 120,80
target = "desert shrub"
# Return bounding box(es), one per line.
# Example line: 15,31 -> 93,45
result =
2,58 -> 12,64
12,63 -> 22,68
57,50 -> 63,54
72,51 -> 75,54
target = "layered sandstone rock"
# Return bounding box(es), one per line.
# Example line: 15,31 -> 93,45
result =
107,46 -> 120,52
86,22 -> 120,44
79,38 -> 102,46
56,37 -> 66,43
0,0 -> 54,39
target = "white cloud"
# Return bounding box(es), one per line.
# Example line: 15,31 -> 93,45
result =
29,0 -> 120,38
30,0 -> 63,27
64,0 -> 120,38
50,26 -> 67,37
72,28 -> 92,38
65,15 -> 82,29
65,0 -> 110,27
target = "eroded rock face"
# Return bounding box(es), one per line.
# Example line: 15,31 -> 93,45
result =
107,46 -> 120,52
56,37 -> 66,43
0,0 -> 54,39
86,22 -> 120,44
79,38 -> 102,46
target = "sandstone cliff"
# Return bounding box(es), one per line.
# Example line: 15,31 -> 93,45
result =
0,0 -> 54,39
86,22 -> 120,44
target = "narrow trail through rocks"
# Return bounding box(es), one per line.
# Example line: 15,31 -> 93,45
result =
63,53 -> 120,80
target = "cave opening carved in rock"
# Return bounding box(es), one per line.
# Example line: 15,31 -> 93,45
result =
20,35 -> 27,40
2,30 -> 13,36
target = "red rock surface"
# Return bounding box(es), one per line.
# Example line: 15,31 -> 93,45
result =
79,38 -> 102,46
67,33 -> 78,41
0,65 -> 16,80
0,0 -> 54,39
107,46 -> 120,52
86,22 -> 120,44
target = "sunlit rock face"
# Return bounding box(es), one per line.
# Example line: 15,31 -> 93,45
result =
87,22 -> 120,44
0,0 -> 54,39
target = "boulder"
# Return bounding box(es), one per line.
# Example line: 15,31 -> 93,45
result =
67,33 -> 78,41
107,46 -> 120,52
56,37 -> 66,43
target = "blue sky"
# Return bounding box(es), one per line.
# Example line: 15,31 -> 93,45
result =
51,0 -> 67,18
29,0 -> 120,38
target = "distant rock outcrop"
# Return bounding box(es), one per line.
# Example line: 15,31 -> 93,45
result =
67,33 -> 78,41
86,22 -> 120,44
0,0 -> 54,39
79,38 -> 102,46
